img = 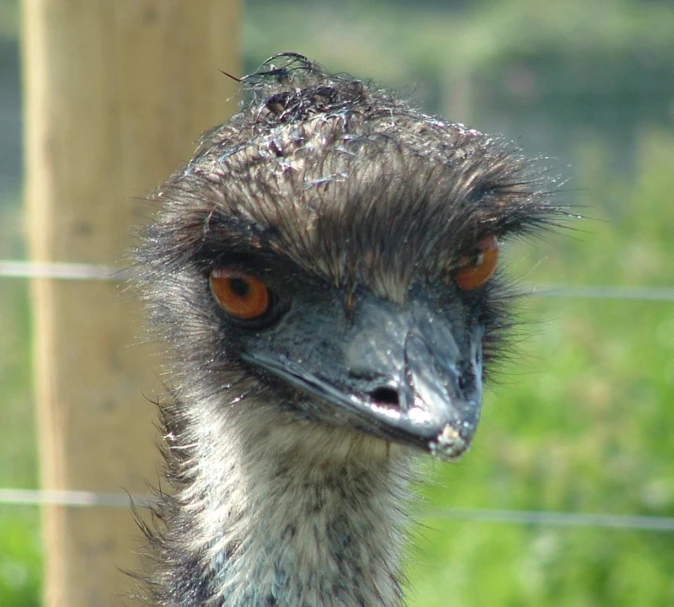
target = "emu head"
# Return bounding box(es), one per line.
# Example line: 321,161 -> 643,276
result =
139,53 -> 560,461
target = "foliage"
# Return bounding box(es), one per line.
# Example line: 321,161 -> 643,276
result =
1,0 -> 674,605
0,0 -> 18,39
408,132 -> 674,606
0,202 -> 41,606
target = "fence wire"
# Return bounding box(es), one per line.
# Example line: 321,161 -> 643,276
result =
1,488 -> 673,532
0,260 -> 129,281
2,259 -> 674,301
2,262 -> 672,535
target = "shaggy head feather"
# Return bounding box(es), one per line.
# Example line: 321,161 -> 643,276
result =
135,53 -> 564,607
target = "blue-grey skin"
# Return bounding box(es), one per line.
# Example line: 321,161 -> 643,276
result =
136,53 -> 563,606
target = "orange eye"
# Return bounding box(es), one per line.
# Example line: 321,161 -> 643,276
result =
455,235 -> 499,291
209,269 -> 271,320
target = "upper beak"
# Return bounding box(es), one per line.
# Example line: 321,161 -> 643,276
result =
243,298 -> 483,461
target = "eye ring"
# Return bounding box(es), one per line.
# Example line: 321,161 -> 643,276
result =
209,269 -> 271,321
455,235 -> 499,291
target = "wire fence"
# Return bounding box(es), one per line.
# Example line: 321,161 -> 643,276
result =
0,260 -> 130,281
1,488 -> 674,533
1,259 -> 672,535
2,259 -> 674,301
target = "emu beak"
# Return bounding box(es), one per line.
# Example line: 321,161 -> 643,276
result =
244,298 -> 483,461
341,299 -> 484,460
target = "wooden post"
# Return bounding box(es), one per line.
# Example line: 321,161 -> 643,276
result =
22,1 -> 240,605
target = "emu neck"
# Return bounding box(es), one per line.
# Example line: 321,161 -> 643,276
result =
168,403 -> 414,607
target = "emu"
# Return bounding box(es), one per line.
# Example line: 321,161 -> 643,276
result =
136,53 -> 561,607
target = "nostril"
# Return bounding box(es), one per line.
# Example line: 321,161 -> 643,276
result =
368,386 -> 400,407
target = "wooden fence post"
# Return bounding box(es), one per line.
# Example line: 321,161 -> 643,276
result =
22,1 -> 240,604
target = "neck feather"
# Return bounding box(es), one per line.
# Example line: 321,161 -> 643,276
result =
150,395 -> 416,607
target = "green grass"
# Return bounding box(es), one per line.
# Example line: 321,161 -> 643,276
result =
0,511 -> 40,607
406,132 -> 674,605
0,201 -> 41,607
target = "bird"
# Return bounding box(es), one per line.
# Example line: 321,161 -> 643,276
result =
135,53 -> 563,607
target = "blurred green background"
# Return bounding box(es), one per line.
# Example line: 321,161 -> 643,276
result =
1,0 -> 673,605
